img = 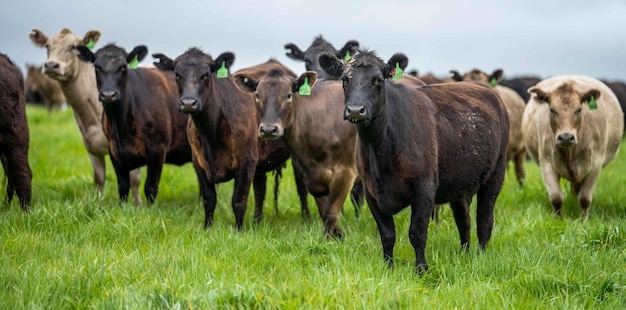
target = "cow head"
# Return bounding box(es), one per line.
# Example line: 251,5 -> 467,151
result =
153,48 -> 234,113
234,69 -> 317,140
450,68 -> 503,87
319,50 -> 407,126
76,44 -> 148,104
528,83 -> 601,148
29,28 -> 101,82
285,35 -> 359,80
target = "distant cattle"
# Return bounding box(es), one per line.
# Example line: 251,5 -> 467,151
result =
29,28 -> 142,203
234,68 -> 358,238
77,44 -> 191,204
285,35 -> 359,80
601,80 -> 626,136
320,51 -> 509,273
0,54 -> 32,210
24,64 -> 66,111
523,75 -> 623,218
501,76 -> 541,103
451,69 -> 527,186
153,48 -> 295,229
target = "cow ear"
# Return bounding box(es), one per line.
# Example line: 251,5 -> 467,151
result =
82,30 -> 101,47
213,52 -> 235,72
233,74 -> 258,93
336,40 -> 359,61
528,86 -> 550,103
128,45 -> 148,63
29,28 -> 48,47
581,89 -> 601,105
407,69 -> 418,77
152,53 -> 175,71
284,43 -> 305,61
490,69 -> 504,86
449,70 -> 463,82
75,45 -> 95,63
293,71 -> 318,93
385,53 -> 408,79
319,53 -> 343,79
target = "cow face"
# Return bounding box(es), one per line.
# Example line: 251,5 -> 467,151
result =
234,69 -> 317,140
528,83 -> 600,148
285,36 -> 359,80
29,28 -> 100,82
76,44 -> 148,104
320,50 -> 408,127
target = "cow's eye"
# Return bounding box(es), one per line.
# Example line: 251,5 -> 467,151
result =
94,66 -> 102,73
286,93 -> 292,101
373,76 -> 383,86
117,66 -> 127,73
575,107 -> 582,115
342,77 -> 349,88
200,73 -> 210,81
175,73 -> 181,81
549,108 -> 558,115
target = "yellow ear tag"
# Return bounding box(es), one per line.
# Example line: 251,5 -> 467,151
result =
344,50 -> 351,62
127,55 -> 139,69
392,62 -> 403,80
299,77 -> 311,96
490,77 -> 497,87
588,95 -> 598,110
86,38 -> 95,50
216,61 -> 228,78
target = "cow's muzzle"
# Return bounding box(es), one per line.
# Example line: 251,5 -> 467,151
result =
179,97 -> 200,113
556,132 -> 577,147
344,104 -> 367,123
258,123 -> 283,140
99,90 -> 119,103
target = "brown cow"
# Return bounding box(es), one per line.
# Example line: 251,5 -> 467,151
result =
523,75 -> 623,218
29,28 -> 142,204
451,69 -> 527,186
0,54 -> 32,210
153,48 -> 295,229
234,69 -> 358,238
76,44 -> 191,204
320,50 -> 509,273
24,64 -> 66,111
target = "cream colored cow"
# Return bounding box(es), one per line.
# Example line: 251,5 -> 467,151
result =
29,28 -> 142,204
523,75 -> 623,217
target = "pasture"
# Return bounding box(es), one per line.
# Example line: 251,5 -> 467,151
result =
1,105 -> 625,309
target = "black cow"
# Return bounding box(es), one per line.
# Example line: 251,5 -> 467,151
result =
76,44 -> 191,204
601,80 -> 626,136
153,48 -> 294,229
320,50 -> 509,273
0,54 -> 32,209
501,76 -> 541,103
285,35 -> 359,80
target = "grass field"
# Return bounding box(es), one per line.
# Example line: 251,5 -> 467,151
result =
1,105 -> 625,309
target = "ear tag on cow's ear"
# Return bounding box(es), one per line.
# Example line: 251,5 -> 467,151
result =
490,77 -> 497,87
128,55 -> 139,69
392,62 -> 403,80
588,95 -> 598,110
299,77 -> 311,96
344,50 -> 351,62
86,38 -> 95,50
216,61 -> 228,79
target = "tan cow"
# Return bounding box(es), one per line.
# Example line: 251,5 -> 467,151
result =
24,64 -> 66,111
451,69 -> 527,186
29,28 -> 142,203
523,75 -> 624,218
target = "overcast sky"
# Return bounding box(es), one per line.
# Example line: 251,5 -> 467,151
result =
2,0 -> 626,81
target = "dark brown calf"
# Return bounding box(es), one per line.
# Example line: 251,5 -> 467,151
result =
320,50 -> 509,273
153,48 -> 294,229
234,68 -> 358,238
0,54 -> 32,209
77,44 -> 191,204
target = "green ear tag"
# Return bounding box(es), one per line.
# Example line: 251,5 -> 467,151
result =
344,50 -> 351,62
490,77 -> 497,87
127,55 -> 139,69
588,95 -> 598,110
392,62 -> 403,80
299,77 -> 311,96
86,38 -> 95,50
216,61 -> 228,79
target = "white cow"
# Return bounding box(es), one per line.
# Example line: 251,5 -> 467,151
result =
522,75 -> 623,217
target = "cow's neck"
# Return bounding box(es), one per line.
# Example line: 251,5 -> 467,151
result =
102,88 -> 133,137
57,61 -> 103,129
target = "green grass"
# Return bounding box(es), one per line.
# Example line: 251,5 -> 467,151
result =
1,105 -> 625,309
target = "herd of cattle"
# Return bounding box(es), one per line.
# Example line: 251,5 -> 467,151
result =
1,28 -> 625,272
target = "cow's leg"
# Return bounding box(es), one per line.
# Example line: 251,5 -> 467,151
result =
409,187 -> 435,274
540,162 -> 564,216
193,161 -> 215,228
231,163 -> 255,230
144,154 -> 166,205
88,153 -> 106,193
366,192 -> 396,268
129,168 -> 143,205
322,168 -> 356,239
576,169 -> 601,219
110,159 -> 131,203
292,160 -> 310,219
349,179 -> 364,218
476,154 -> 506,250
514,149 -> 526,187
449,199 -> 471,250
1,149 -> 32,210
252,172 -> 267,223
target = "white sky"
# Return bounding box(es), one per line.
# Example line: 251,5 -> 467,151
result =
2,0 -> 626,81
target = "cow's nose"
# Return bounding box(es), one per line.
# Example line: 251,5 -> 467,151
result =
258,124 -> 281,139
179,97 -> 199,113
556,133 -> 576,147
44,61 -> 59,70
99,90 -> 117,102
344,104 -> 367,121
